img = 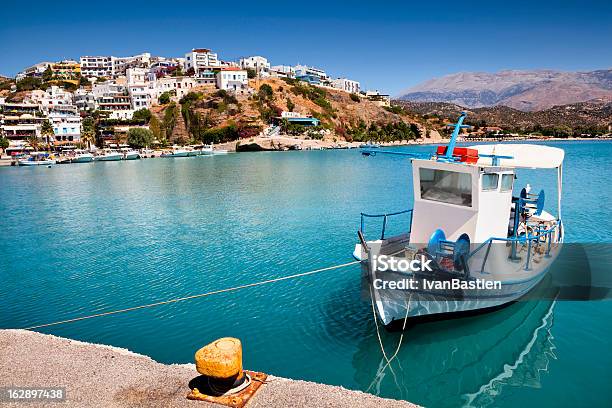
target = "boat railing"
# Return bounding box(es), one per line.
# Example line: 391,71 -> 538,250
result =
360,209 -> 413,240
466,221 -> 560,274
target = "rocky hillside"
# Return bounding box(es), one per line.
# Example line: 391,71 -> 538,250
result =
397,100 -> 612,135
397,69 -> 612,111
151,77 -> 425,145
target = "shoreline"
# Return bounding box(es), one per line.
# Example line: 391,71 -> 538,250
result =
2,136 -> 611,167
0,329 -> 418,408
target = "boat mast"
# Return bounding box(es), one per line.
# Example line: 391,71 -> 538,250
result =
444,112 -> 468,160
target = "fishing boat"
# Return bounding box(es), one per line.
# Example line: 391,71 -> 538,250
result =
120,148 -> 140,160
213,149 -> 229,155
359,141 -> 381,149
18,152 -> 56,166
354,112 -> 564,326
94,149 -> 123,161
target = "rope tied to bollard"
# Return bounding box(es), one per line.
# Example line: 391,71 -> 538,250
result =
22,260 -> 360,331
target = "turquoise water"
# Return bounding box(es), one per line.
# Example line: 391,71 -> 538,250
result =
1,141 -> 610,407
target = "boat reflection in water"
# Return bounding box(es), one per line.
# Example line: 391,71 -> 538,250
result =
350,279 -> 558,407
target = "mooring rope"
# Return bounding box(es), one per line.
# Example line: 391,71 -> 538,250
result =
23,260 -> 359,331
367,286 -> 411,393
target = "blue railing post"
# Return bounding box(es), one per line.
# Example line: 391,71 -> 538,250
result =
524,231 -> 532,271
545,229 -> 552,258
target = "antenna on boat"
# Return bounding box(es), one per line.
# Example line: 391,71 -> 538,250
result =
444,112 -> 470,160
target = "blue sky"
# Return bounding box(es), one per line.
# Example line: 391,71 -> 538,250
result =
1,0 -> 610,95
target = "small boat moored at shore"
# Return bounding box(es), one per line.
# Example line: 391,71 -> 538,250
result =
94,149 -> 123,161
18,152 -> 57,166
355,112 -> 565,326
161,146 -> 190,157
120,148 -> 141,160
359,141 -> 381,149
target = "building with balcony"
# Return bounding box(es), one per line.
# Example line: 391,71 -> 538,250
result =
239,56 -> 270,76
49,60 -> 81,83
270,65 -> 295,78
0,102 -> 46,141
331,78 -> 361,94
16,62 -> 52,82
80,52 -> 151,79
184,48 -> 220,76
151,76 -> 197,102
294,65 -> 328,83
93,82 -> 133,119
215,68 -> 249,93
365,90 -> 391,107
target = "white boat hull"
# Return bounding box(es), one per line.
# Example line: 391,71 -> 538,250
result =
357,230 -> 562,326
95,155 -> 122,161
72,155 -> 94,163
123,153 -> 140,160
18,159 -> 56,166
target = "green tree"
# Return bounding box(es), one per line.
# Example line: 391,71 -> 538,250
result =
42,66 -> 53,82
132,108 -> 152,123
350,93 -> 360,103
246,68 -> 256,79
81,116 -> 97,149
159,92 -> 171,104
41,120 -> 54,148
0,136 -> 9,151
79,76 -> 90,87
16,77 -> 43,91
127,128 -> 153,148
163,102 -> 179,138
258,84 -> 274,100
286,98 -> 295,112
148,115 -> 164,142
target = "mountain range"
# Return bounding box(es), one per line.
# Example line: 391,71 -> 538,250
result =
397,69 -> 612,111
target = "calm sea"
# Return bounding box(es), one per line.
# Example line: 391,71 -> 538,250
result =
1,141 -> 610,407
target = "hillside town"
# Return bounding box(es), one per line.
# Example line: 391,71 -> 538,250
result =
0,48 -> 394,159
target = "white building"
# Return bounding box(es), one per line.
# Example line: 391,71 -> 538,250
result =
239,56 -> 270,76
16,62 -> 52,82
331,78 -> 361,94
184,48 -> 220,76
365,90 -> 391,107
270,65 -> 295,78
80,52 -> 151,79
79,56 -> 113,78
28,86 -> 74,113
294,65 -> 328,82
151,76 -> 197,102
0,102 -> 45,141
74,88 -> 96,111
215,68 -> 249,93
126,68 -> 153,110
48,109 -> 81,142
92,81 -> 134,119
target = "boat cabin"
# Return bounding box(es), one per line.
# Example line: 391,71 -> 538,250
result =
410,158 -> 515,244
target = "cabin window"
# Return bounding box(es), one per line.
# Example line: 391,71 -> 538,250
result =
482,173 -> 499,191
419,168 -> 472,207
501,173 -> 514,192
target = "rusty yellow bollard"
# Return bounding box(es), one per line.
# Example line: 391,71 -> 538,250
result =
188,337 -> 268,406
195,337 -> 245,384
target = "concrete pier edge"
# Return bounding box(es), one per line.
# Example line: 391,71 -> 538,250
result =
0,329 -> 418,408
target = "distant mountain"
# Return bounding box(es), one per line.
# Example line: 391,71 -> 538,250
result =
397,69 -> 612,111
396,99 -> 612,132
